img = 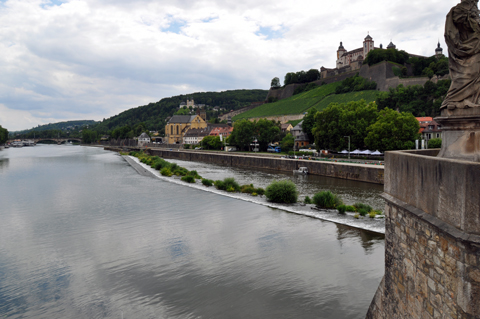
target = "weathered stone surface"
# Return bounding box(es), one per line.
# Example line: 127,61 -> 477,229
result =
366,149 -> 480,318
384,150 -> 480,236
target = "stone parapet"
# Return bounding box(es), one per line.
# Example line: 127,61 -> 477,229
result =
367,149 -> 480,318
385,149 -> 480,236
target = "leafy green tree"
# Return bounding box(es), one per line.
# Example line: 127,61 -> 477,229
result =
111,125 -> 132,139
228,119 -> 255,151
364,108 -> 420,151
312,100 -> 379,151
302,108 -> 318,143
280,133 -> 294,152
271,77 -> 281,88
375,80 -> 450,117
175,107 -> 190,115
364,48 -> 410,66
305,69 -> 320,82
82,129 -> 98,144
335,74 -> 376,94
229,119 -> 280,151
0,125 -> 8,144
253,119 -> 281,151
428,138 -> 442,149
201,136 -> 222,150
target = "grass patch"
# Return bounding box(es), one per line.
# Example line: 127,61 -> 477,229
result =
255,188 -> 265,196
241,184 -> 256,194
358,208 -> 369,217
181,175 -> 195,183
160,167 -> 173,177
304,196 -> 312,204
215,178 -> 241,192
312,191 -> 343,209
202,179 -> 213,187
353,203 -> 373,213
337,204 -> 346,214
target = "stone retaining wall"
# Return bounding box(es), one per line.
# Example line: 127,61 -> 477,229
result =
145,149 -> 384,184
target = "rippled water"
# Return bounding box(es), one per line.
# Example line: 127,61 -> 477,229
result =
0,145 -> 384,319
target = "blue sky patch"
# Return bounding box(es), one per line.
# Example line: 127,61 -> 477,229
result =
256,26 -> 285,40
41,0 -> 66,9
163,20 -> 187,34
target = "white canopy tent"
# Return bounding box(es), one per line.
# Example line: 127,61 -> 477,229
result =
360,150 -> 372,155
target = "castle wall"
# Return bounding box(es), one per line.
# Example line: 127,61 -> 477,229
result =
219,103 -> 264,121
265,83 -> 304,102
246,113 -> 305,124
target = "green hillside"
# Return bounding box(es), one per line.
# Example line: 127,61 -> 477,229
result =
233,82 -> 377,121
233,82 -> 341,120
314,91 -> 378,111
91,89 -> 268,135
14,120 -> 97,134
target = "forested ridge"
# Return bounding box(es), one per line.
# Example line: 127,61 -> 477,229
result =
92,89 -> 268,136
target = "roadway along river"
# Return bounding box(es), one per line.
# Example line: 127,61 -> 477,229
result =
0,145 -> 384,319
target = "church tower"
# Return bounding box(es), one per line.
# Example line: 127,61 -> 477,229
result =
363,34 -> 374,58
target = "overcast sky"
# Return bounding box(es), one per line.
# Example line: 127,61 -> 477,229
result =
0,0 -> 459,131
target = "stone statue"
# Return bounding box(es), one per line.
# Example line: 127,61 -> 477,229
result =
442,0 -> 480,110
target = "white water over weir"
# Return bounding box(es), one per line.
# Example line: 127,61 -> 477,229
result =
125,155 -> 386,234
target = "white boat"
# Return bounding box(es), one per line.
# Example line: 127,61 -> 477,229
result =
293,167 -> 309,175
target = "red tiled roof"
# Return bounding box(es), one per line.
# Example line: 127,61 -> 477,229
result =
416,117 -> 433,123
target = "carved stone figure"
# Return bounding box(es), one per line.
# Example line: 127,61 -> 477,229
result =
442,0 -> 480,110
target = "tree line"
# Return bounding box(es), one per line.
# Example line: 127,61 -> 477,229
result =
0,125 -> 8,144
309,100 -> 420,152
376,80 -> 450,118
87,90 -> 267,139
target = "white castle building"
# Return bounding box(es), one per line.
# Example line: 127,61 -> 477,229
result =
320,34 -> 443,80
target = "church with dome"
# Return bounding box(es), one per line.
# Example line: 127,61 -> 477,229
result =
320,34 -> 443,80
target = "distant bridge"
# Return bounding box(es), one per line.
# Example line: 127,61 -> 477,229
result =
8,138 -> 82,145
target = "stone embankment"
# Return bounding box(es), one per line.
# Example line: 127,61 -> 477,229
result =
105,147 -> 385,185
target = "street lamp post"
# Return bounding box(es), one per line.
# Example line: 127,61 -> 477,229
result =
344,136 -> 350,160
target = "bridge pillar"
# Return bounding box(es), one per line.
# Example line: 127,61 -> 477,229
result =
366,150 -> 480,318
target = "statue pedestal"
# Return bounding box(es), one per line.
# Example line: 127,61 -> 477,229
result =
435,109 -> 480,162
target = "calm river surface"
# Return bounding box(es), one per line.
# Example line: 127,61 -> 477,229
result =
0,145 -> 384,319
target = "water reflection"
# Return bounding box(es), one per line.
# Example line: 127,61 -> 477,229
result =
335,224 -> 385,254
0,145 -> 384,319
0,157 -> 9,170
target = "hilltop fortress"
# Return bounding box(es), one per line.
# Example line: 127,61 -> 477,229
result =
320,34 -> 443,79
265,34 -> 447,103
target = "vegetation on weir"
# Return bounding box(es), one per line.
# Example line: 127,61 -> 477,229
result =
126,151 -> 383,217
127,151 -> 266,198
265,180 -> 298,204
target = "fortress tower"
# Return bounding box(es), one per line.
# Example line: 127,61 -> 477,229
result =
363,34 -> 374,58
435,41 -> 443,58
336,42 -> 347,68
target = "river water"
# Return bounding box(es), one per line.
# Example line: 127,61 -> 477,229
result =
0,145 -> 384,319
